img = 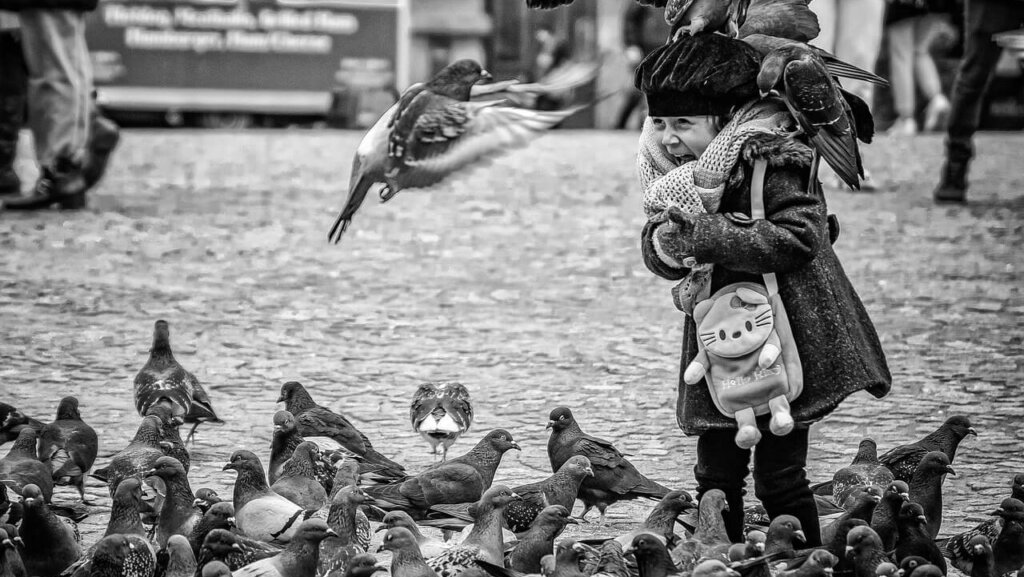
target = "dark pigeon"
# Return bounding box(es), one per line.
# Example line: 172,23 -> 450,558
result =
504,455 -> 593,533
411,382 -> 474,461
277,382 -> 405,480
844,525 -> 887,577
145,456 -> 201,548
87,534 -> 156,577
378,527 -> 435,577
870,480 -> 909,552
91,416 -> 168,498
37,397 -> 99,503
188,501 -> 233,559
941,492 -> 1024,575
268,410 -> 346,492
764,515 -> 807,558
615,489 -> 696,549
318,485 -> 376,577
232,519 -> 336,577
271,441 -> 329,510
134,320 -> 221,444
509,505 -> 576,573
672,489 -> 731,571
1012,474 -> 1024,502
878,415 -> 976,483
366,430 -> 520,515
16,484 -> 82,577
587,540 -> 631,577
344,554 -> 386,577
0,428 -> 54,502
144,405 -> 190,473
893,502 -> 945,572
0,403 -> 43,446
196,528 -> 281,574
191,488 -> 221,515
627,534 -> 680,577
907,451 -> 954,539
1,525 -> 26,577
820,486 -> 881,548
377,511 -> 449,558
990,498 -> 1024,577
546,407 -> 671,524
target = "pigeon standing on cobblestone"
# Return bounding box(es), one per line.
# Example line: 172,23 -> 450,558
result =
188,500 -> 232,557
191,488 -> 221,515
17,484 -> 82,577
317,485 -> 375,577
271,442 -> 329,510
367,430 -> 519,515
0,428 -> 54,502
268,410 -> 348,493
870,480 -> 908,552
616,490 -> 696,548
672,489 -> 731,570
378,511 -> 450,558
546,407 -> 671,524
145,405 -> 190,473
197,528 -> 281,573
504,455 -> 593,533
908,451 -> 953,539
879,416 -> 976,483
163,535 -> 197,577
91,416 -> 168,499
37,397 -> 98,504
232,519 -> 336,577
990,498 -> 1024,577
427,486 -> 522,577
0,403 -> 42,446
327,59 -> 587,244
828,439 -> 894,506
627,533 -> 681,577
941,490 -> 1024,574
411,382 -> 474,462
820,486 -> 881,547
844,526 -> 887,577
134,321 -> 221,444
894,502 -> 945,572
379,527 -> 434,577
223,450 -> 316,544
277,382 -> 406,481
145,457 -> 200,548
509,505 -> 576,573
764,515 -> 806,557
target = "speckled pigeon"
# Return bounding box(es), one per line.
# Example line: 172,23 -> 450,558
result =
144,405 -> 190,473
317,485 -> 376,577
268,410 -> 348,492
0,428 -> 54,502
503,455 -> 593,533
271,441 -> 329,510
990,498 -> 1024,577
232,519 -> 336,577
91,416 -> 169,499
878,415 -> 976,483
187,500 -> 233,558
426,486 -> 522,577
87,533 -> 156,577
546,407 -> 670,524
327,59 -> 587,243
133,320 -> 221,444
870,480 -> 908,552
941,492 -> 1024,575
671,489 -> 730,570
827,439 -> 894,506
820,486 -> 881,548
366,430 -> 519,515
277,382 -> 406,481
197,528 -> 281,573
37,397 -> 98,504
411,382 -> 474,462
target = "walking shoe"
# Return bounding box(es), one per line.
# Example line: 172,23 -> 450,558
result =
1,160 -> 87,211
82,115 -> 120,188
0,167 -> 18,196
889,116 -> 918,136
933,156 -> 968,203
923,94 -> 952,132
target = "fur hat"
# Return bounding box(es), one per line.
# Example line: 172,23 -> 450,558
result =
635,33 -> 762,117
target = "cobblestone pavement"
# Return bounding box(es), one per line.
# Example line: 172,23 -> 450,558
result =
1,130 -> 1022,553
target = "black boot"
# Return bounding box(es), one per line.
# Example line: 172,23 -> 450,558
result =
0,29 -> 27,197
1,157 -> 87,211
934,140 -> 971,203
82,112 -> 120,188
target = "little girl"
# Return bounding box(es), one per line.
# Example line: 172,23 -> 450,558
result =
633,32 -> 892,546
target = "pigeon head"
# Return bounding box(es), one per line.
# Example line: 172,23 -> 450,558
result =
11,426 -> 38,454
202,528 -> 242,556
561,455 -> 594,479
273,410 -> 298,434
37,422 -> 65,461
166,535 -> 195,570
478,484 -> 521,511
940,415 -> 976,439
379,526 -> 419,554
805,549 -> 839,568
534,505 -> 575,528
966,535 -> 992,559
202,562 -> 233,577
555,539 -> 590,564
145,456 -> 187,480
1013,474 -> 1024,501
547,406 -> 575,431
691,560 -> 740,577
223,449 -> 261,472
843,486 -> 883,511
293,441 -> 321,462
625,533 -> 673,569
294,518 -> 337,544
193,487 -> 221,509
55,396 -> 81,421
699,488 -> 730,514
898,501 -> 928,526
203,501 -> 235,530
113,477 -> 144,506
659,489 -> 697,513
151,319 -> 173,353
875,562 -> 900,577
483,429 -> 520,453
276,381 -> 315,411
767,514 -> 806,546
146,404 -> 185,428
345,553 -> 387,577
0,403 -> 15,429
0,528 -> 11,550
854,438 -> 878,462
884,480 -> 910,502
92,534 -> 135,571
21,483 -> 43,505
379,511 -> 419,533
337,484 -> 376,507
845,525 -> 883,556
0,524 -> 20,547
902,560 -> 941,577
745,529 -> 766,551
428,59 -> 492,99
914,451 -> 954,478
991,497 -> 1024,520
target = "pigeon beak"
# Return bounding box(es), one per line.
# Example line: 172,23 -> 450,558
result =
222,462 -> 235,471
917,515 -> 927,523
1,539 -> 11,548
945,466 -> 956,476
231,543 -> 243,552
565,517 -> 579,525
726,570 -> 740,577
623,545 -> 635,555
968,427 -> 977,436
584,467 -> 594,477
276,394 -> 287,403
273,425 -> 282,432
192,498 -> 204,508
143,469 -> 158,478
375,525 -> 388,533
990,507 -> 1005,515
363,495 -> 377,505
871,495 -> 882,503
546,421 -> 554,430
845,545 -> 854,555
793,529 -> 806,544
326,528 -> 339,537
899,492 -> 910,500
227,517 -> 236,527
480,69 -> 493,82
510,442 -> 521,451
511,492 -> 523,500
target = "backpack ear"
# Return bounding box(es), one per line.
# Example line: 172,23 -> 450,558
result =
735,286 -> 768,305
692,298 -> 715,324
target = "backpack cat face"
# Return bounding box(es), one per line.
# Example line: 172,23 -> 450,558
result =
693,285 -> 774,358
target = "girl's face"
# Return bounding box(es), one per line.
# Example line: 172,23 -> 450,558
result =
651,116 -> 719,160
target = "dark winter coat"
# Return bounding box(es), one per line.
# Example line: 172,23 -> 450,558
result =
0,0 -> 97,11
641,133 -> 891,436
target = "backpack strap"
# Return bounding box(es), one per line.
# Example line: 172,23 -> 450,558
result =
750,159 -> 779,298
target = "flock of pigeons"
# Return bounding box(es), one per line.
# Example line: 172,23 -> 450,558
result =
0,319 -> 1022,577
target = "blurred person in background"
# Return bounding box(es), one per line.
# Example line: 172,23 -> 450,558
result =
934,0 -> 1024,203
810,0 -> 886,190
0,0 -> 119,211
0,9 -> 26,198
885,0 -> 956,134
615,4 -> 672,129
532,25 -> 571,110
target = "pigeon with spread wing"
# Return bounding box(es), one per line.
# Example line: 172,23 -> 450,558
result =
327,59 -> 592,243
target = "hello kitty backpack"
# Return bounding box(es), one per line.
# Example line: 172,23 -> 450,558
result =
682,161 -> 804,447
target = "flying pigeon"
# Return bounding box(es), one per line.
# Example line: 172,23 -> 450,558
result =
327,59 -> 589,243
411,382 -> 474,461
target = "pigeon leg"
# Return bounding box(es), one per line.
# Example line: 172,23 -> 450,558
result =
597,503 -> 609,526
184,421 -> 200,445
379,185 -> 399,203
576,504 -> 594,523
441,445 -> 448,462
75,476 -> 95,506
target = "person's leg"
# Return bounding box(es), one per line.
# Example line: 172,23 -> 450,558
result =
887,18 -> 919,133
0,26 -> 27,196
5,9 -> 91,209
808,0 -> 838,54
834,0 -> 886,107
753,425 -> 821,547
936,0 -> 1024,201
695,429 -> 750,543
916,14 -> 952,131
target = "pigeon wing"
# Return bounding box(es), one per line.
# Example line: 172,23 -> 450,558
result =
739,0 -> 818,42
295,408 -> 370,455
573,435 -> 625,469
393,100 -> 583,191
411,383 -> 440,430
